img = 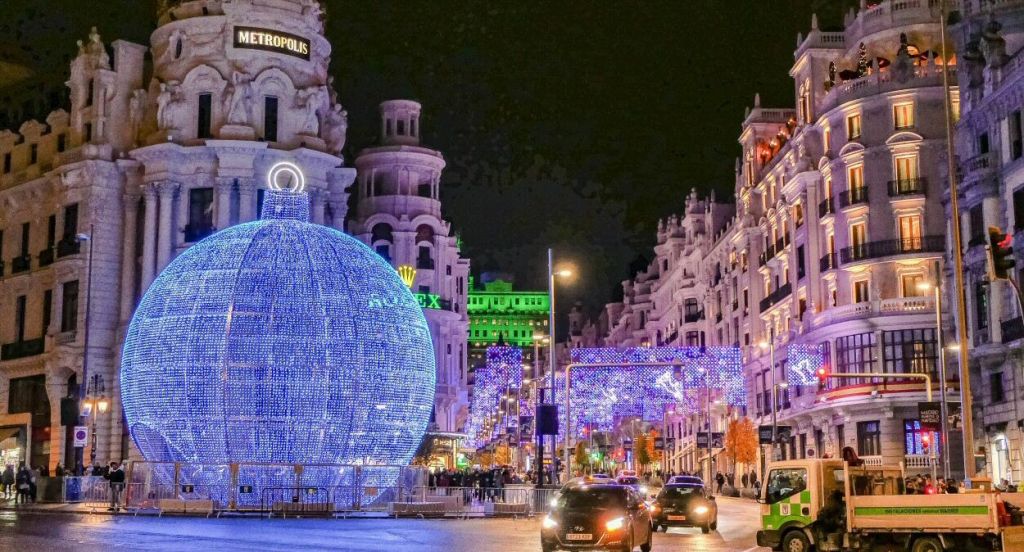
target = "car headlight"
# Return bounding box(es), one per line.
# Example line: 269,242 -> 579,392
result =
694,505 -> 709,515
542,516 -> 558,529
606,517 -> 625,532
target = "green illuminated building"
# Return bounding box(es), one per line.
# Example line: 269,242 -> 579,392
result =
467,276 -> 549,367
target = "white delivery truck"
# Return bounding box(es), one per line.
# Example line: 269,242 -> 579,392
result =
755,458 -> 1024,552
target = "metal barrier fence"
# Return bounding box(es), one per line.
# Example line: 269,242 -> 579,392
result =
59,471 -> 560,517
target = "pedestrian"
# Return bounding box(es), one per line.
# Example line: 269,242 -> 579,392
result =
28,465 -> 39,502
749,469 -> 758,490
741,472 -> 749,489
715,472 -> 725,495
15,464 -> 30,505
2,464 -> 13,498
104,461 -> 125,511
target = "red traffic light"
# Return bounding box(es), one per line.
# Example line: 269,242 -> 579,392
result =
988,226 -> 1016,280
817,367 -> 828,379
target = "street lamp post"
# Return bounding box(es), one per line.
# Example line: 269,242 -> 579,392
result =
759,326 -> 779,468
84,374 -> 109,468
547,249 -> 572,481
74,227 -> 95,474
919,279 -> 952,481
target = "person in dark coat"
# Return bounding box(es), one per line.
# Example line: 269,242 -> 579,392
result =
104,461 -> 125,511
2,465 -> 13,498
15,465 -> 31,505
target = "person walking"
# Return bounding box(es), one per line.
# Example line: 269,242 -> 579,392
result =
715,472 -> 725,495
741,472 -> 749,489
104,461 -> 125,512
15,464 -> 30,505
2,464 -> 13,499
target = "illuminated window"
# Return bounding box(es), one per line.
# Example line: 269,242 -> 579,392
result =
853,279 -> 870,303
848,165 -> 864,191
898,214 -> 922,249
850,222 -> 866,249
900,273 -> 925,297
894,155 -> 918,185
893,102 -> 914,130
846,113 -> 862,140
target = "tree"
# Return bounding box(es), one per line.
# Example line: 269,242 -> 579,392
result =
724,418 -> 759,467
575,442 -> 590,473
635,433 -> 653,470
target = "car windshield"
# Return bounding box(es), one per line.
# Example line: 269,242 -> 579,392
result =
660,485 -> 701,498
557,488 -> 627,510
617,477 -> 639,485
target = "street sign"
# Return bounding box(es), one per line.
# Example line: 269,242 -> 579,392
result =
73,426 -> 88,447
918,401 -> 942,432
696,432 -> 724,448
759,425 -> 792,445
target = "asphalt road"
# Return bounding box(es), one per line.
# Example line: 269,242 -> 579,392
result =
0,496 -> 767,552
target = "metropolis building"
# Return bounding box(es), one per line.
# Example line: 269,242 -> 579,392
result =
0,0 -> 469,471
587,1 -> 962,478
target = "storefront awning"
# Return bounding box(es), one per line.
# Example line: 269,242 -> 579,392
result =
0,427 -> 21,444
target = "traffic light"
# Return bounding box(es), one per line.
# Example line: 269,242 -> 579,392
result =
988,226 -> 1015,280
817,367 -> 828,382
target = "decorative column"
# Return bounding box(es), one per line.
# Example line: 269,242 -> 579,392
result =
140,185 -> 158,291
119,192 -> 140,324
238,179 -> 256,222
329,200 -> 346,232
311,190 -> 326,225
155,181 -> 179,271
215,177 -> 233,230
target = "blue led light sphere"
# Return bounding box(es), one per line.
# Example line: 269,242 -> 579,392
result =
120,188 -> 435,476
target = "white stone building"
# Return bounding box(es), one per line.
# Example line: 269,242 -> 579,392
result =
589,1 -> 962,478
951,1 -> 1024,484
0,0 -> 467,471
349,99 -> 471,437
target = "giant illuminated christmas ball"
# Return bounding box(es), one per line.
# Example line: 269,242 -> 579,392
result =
121,164 -> 435,478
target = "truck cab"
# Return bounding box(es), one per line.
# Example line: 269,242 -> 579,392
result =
756,459 -> 846,551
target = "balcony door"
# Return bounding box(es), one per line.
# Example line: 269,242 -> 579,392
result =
850,223 -> 867,258
894,155 -> 918,193
898,214 -> 922,251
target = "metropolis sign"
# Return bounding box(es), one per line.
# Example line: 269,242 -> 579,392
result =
234,26 -> 311,60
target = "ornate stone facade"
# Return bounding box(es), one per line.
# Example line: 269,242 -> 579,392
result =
0,0 -> 467,470
348,100 -> 471,439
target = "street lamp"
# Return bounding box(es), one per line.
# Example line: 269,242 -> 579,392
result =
546,249 -> 574,482
918,280 -> 952,481
73,227 -> 95,474
84,374 -> 107,468
759,327 -> 779,473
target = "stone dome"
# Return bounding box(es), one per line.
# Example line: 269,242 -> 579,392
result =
120,188 -> 435,473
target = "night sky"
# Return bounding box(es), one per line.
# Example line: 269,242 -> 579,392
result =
1,0 -> 860,323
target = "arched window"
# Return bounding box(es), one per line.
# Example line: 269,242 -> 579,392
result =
372,223 -> 393,262
416,224 -> 434,244
371,223 -> 393,243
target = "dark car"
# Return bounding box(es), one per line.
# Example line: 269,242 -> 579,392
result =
667,475 -> 703,486
541,484 -> 653,552
650,483 -> 718,534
